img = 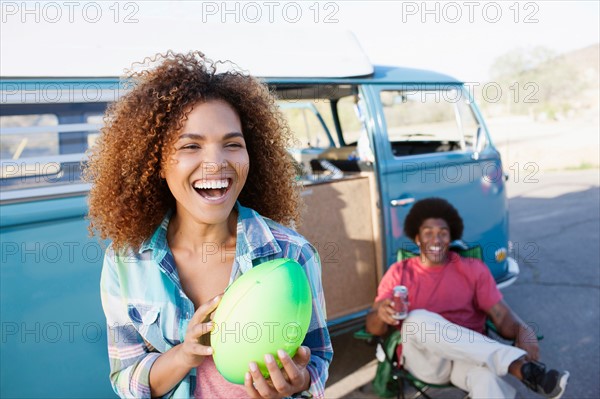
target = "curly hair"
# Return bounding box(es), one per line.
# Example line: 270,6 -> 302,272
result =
404,198 -> 464,241
84,51 -> 301,252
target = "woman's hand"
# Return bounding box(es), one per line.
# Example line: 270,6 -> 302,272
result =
375,298 -> 400,326
244,346 -> 312,399
175,295 -> 221,369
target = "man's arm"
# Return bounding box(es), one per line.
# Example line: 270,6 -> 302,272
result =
486,299 -> 540,361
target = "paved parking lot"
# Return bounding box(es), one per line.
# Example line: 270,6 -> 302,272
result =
325,169 -> 600,399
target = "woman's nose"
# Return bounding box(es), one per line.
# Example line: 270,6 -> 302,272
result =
201,147 -> 227,173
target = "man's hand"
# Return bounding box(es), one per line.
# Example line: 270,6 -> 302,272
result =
487,300 -> 540,361
515,325 -> 540,361
366,298 -> 400,336
244,346 -> 311,399
375,298 -> 400,326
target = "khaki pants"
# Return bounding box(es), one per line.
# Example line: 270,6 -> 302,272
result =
401,309 -> 526,399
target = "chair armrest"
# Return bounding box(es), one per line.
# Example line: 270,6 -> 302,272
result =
353,327 -> 376,340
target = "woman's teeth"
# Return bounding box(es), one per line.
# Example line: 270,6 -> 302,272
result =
193,179 -> 230,190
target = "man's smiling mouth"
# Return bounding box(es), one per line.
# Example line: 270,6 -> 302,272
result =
192,178 -> 232,200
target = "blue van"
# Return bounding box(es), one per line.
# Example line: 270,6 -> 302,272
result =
0,35 -> 517,397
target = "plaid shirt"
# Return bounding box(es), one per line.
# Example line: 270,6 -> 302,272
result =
100,203 -> 332,398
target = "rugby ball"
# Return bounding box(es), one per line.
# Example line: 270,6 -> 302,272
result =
211,258 -> 313,384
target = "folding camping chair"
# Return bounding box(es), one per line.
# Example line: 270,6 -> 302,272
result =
355,245 -> 543,399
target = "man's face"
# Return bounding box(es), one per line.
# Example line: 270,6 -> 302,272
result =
415,218 -> 451,266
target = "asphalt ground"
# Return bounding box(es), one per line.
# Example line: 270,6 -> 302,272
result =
325,169 -> 600,399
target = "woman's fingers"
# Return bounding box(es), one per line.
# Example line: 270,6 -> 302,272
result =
244,372 -> 262,398
265,353 -> 289,392
189,342 -> 214,356
189,295 -> 222,326
186,321 -> 214,341
292,346 -> 311,364
176,296 -> 221,369
283,347 -> 310,382
248,362 -> 276,398
245,348 -> 311,398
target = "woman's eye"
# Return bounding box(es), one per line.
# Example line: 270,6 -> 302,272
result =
181,144 -> 200,150
225,142 -> 243,148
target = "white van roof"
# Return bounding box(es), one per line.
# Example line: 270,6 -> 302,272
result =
1,26 -> 373,78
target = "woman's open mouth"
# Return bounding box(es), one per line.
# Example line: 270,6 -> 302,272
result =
192,178 -> 232,201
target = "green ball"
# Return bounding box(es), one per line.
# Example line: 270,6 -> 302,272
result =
211,258 -> 313,384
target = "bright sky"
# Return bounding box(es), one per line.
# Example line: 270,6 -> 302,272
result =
2,1 -> 599,81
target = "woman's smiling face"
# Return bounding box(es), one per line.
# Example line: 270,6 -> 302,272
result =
162,99 -> 249,226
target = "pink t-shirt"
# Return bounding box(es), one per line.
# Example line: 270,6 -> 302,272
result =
194,357 -> 248,399
375,252 -> 502,334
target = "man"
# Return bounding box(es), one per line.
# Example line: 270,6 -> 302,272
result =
366,198 -> 569,399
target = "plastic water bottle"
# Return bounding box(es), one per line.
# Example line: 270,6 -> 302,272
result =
392,285 -> 409,320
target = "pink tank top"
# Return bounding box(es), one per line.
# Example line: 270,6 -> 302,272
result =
194,357 -> 249,399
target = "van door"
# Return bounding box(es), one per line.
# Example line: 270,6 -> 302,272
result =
363,85 -> 510,281
276,88 -> 383,332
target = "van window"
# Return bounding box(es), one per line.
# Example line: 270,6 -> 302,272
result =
336,95 -> 365,145
1,114 -> 59,159
0,110 -> 102,193
276,86 -> 367,180
85,113 -> 104,149
380,89 -> 480,157
278,101 -> 336,149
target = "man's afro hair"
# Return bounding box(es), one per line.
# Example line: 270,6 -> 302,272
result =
404,197 -> 464,241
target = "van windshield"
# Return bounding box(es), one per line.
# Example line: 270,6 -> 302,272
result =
380,89 -> 482,156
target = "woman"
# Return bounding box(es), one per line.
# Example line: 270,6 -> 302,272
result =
85,52 -> 332,398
